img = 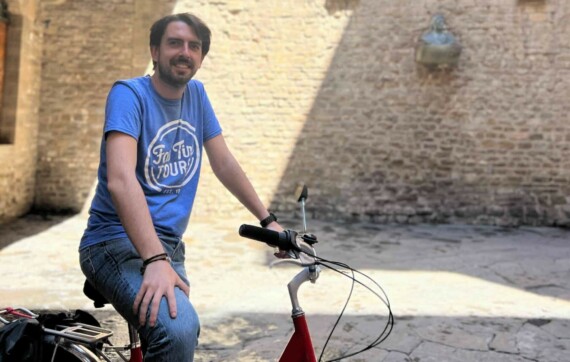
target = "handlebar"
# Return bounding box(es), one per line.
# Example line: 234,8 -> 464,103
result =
239,224 -> 321,315
239,224 -> 318,267
238,224 -> 299,251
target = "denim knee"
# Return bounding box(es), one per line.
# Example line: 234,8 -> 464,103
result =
138,289 -> 200,361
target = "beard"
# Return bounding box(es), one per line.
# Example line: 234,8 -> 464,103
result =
156,56 -> 196,88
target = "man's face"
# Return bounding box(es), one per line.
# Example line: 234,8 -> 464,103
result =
151,21 -> 204,88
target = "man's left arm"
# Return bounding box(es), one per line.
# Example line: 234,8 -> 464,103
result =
204,134 -> 282,231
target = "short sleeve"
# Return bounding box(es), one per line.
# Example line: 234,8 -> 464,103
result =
197,83 -> 222,141
104,83 -> 143,140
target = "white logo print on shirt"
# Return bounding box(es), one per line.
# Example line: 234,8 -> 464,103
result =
144,120 -> 200,192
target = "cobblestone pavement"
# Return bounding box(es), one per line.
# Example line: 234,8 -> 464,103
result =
1,214 -> 569,361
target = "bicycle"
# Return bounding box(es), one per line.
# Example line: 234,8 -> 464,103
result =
238,185 -> 394,361
1,185 -> 393,362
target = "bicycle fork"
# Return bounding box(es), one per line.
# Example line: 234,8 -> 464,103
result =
279,266 -> 319,362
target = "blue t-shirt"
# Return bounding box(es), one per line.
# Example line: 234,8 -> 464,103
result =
80,76 -> 222,249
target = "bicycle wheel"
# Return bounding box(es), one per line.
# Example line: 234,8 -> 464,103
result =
44,340 -> 102,362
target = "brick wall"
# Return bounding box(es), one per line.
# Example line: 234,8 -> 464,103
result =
3,0 -> 570,227
186,0 -> 570,226
0,0 -> 42,223
183,0 -> 570,225
270,0 -> 570,226
33,0 -> 177,212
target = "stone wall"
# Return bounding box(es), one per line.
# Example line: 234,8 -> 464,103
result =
0,0 -> 42,222
271,0 -> 570,226
2,0 -> 570,227
184,0 -> 570,226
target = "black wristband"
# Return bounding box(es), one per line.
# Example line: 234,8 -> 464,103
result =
140,253 -> 171,275
260,212 -> 277,228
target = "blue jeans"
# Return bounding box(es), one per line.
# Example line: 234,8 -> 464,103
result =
79,237 -> 200,361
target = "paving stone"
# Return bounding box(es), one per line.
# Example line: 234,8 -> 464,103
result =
516,323 -> 557,360
415,320 -> 492,351
489,331 -> 519,354
378,322 -> 422,354
542,319 -> 570,339
382,351 -> 410,362
410,341 -> 530,362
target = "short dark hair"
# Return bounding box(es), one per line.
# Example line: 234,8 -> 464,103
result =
149,13 -> 211,57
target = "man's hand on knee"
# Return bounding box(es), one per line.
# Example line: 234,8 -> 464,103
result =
133,261 -> 190,327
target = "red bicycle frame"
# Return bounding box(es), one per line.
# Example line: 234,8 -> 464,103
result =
280,313 -> 317,362
127,323 -> 143,362
278,264 -> 320,362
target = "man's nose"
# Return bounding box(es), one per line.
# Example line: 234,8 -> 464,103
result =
178,45 -> 188,56
180,44 -> 192,57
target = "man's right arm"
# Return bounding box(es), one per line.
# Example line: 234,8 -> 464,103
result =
106,132 -> 163,260
106,131 -> 190,327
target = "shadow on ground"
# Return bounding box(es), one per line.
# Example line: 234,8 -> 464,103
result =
0,213 -> 73,250
195,313 -> 570,362
91,310 -> 570,362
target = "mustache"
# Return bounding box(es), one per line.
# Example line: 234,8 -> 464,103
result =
172,57 -> 194,67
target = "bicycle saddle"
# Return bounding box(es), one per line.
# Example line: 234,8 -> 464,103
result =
83,280 -> 109,308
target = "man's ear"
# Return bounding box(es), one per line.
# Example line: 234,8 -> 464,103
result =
150,46 -> 159,64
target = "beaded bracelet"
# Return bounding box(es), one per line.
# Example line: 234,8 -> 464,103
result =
140,253 -> 171,275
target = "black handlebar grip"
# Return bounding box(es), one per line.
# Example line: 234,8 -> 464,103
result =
239,224 -> 292,250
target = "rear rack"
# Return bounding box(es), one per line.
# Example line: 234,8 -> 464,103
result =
44,323 -> 114,344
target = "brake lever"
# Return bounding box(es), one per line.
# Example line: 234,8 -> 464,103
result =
269,258 -> 304,268
269,235 -> 317,268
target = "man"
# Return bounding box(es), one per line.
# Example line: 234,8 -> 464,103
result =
79,13 -> 281,361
